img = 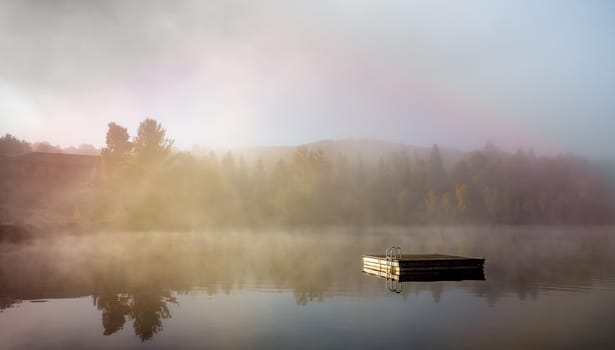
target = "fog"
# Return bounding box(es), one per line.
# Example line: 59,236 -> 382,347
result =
2,226 -> 613,306
2,2 -> 615,348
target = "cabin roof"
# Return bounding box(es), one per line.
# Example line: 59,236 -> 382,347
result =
7,152 -> 99,166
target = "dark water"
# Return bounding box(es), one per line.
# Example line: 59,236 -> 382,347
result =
1,226 -> 614,349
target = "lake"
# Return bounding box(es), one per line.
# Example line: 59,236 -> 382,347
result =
1,226 -> 614,349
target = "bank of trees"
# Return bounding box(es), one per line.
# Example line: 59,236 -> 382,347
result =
0,134 -> 32,156
0,133 -> 98,156
87,119 -> 615,229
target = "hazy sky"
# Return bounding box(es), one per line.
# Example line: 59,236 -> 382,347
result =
1,0 -> 614,155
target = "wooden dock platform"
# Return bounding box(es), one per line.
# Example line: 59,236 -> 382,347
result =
362,253 -> 484,274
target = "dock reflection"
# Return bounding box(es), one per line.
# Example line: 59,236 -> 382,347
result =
362,267 -> 485,282
362,267 -> 485,293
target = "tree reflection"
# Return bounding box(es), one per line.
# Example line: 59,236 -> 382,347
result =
93,290 -> 177,341
130,290 -> 177,341
0,297 -> 20,312
93,292 -> 130,335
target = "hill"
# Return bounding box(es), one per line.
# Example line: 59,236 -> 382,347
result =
197,139 -> 466,169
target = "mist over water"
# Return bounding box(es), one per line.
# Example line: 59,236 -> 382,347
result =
1,226 -> 614,349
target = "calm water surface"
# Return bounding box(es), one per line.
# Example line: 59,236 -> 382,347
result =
1,226 -> 614,349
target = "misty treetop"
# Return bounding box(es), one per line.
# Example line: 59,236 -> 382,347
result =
1,119 -> 614,229
0,134 -> 32,156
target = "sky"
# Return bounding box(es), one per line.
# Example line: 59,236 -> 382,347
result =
1,0 -> 614,156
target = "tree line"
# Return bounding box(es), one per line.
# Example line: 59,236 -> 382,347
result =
0,133 -> 99,155
2,119 -> 614,228
84,119 -> 615,229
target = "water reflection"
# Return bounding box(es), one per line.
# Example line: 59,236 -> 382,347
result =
0,296 -> 19,312
93,292 -> 131,336
363,267 -> 485,294
363,268 -> 486,282
93,290 -> 177,341
0,227 -> 614,342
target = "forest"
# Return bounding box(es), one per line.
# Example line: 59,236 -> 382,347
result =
1,119 -> 614,230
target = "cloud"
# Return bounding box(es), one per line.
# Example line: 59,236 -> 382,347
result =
0,0 -> 614,155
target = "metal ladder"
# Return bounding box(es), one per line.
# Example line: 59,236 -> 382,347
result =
385,246 -> 402,293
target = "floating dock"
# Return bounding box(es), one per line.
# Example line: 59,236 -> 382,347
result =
362,247 -> 485,281
363,254 -> 485,272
